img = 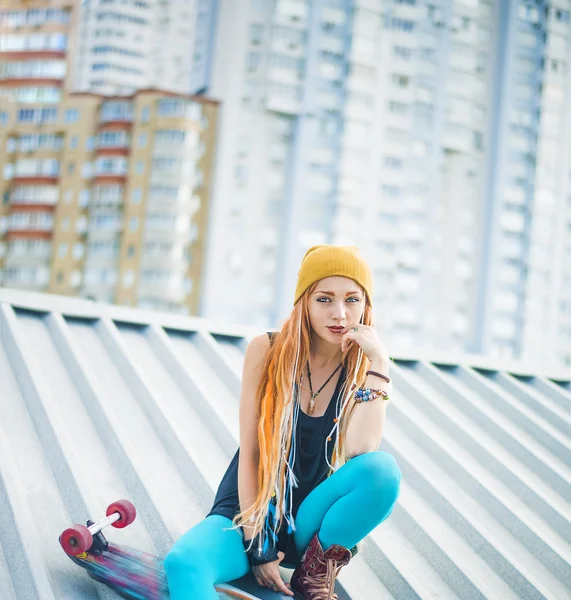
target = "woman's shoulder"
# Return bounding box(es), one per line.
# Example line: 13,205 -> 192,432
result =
247,332 -> 272,354
245,330 -> 282,359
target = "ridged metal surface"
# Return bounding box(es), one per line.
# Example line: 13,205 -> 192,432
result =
0,288 -> 570,600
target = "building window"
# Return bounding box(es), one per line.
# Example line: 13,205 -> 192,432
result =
250,24 -> 263,45
246,52 -> 261,72
392,74 -> 410,88
122,270 -> 134,288
386,18 -> 415,32
17,107 -> 57,124
97,130 -> 129,148
393,46 -> 412,59
131,188 -> 142,203
70,136 -> 78,149
138,133 -> 147,148
79,189 -> 90,207
388,101 -> 408,113
65,108 -> 79,123
3,164 -> 14,180
385,156 -> 403,168
141,106 -> 150,122
129,216 -> 139,231
94,157 -> 127,175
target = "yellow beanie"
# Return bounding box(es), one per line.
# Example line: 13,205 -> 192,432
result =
294,245 -> 373,306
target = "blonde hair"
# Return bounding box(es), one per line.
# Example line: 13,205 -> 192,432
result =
226,280 -> 373,555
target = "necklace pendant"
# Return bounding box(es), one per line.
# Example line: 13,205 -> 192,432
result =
308,396 -> 316,415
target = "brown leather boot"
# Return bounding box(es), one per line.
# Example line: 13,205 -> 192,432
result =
290,532 -> 356,600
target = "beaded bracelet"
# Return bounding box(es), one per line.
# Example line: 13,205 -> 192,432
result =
354,387 -> 390,403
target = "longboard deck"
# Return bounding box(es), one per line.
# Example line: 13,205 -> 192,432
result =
59,500 -> 292,599
67,541 -> 272,600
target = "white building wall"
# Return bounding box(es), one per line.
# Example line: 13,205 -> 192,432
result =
73,0 -> 197,96
201,0 -> 278,327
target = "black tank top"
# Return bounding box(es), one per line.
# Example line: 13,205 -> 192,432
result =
206,332 -> 347,564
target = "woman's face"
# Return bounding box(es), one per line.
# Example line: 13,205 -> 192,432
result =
307,276 -> 365,344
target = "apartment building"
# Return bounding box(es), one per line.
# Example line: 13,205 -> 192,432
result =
72,0 -> 204,96
0,1 -> 76,101
199,0 -> 570,368
0,89 -> 218,315
0,1 -> 218,315
479,1 -> 571,367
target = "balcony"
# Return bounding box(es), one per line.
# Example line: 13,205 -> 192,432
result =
9,187 -> 59,206
99,102 -> 134,125
1,267 -> 49,290
90,196 -> 124,209
6,210 -> 54,236
95,131 -> 131,154
4,249 -> 51,268
88,217 -> 124,235
266,89 -> 302,115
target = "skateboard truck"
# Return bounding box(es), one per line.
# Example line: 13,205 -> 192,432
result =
85,519 -> 109,556
59,499 -> 137,556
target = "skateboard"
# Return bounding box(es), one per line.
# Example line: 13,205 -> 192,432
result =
59,499 -> 263,600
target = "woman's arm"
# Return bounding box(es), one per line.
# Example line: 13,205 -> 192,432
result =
237,333 -> 296,597
237,333 -> 271,541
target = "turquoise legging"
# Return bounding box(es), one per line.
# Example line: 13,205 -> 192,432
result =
164,451 -> 401,600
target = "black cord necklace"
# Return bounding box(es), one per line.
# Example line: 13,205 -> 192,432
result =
306,361 -> 343,416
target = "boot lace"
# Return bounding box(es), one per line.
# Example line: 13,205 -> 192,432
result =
302,557 -> 341,600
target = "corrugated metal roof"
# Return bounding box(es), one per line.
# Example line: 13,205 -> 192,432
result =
1,288 -> 570,600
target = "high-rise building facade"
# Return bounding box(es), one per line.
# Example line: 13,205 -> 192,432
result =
0,1 -> 76,103
198,0 -> 571,368
0,2 -> 218,315
479,1 -> 571,367
72,0 -> 201,96
0,89 -> 218,315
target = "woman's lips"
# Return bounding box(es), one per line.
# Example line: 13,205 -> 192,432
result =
327,326 -> 344,334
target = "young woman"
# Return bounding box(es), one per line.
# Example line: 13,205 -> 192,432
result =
164,245 -> 402,600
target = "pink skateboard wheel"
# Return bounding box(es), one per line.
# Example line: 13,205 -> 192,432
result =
60,525 -> 93,555
106,499 -> 136,528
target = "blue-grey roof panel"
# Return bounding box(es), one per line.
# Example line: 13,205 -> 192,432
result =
1,288 -> 570,600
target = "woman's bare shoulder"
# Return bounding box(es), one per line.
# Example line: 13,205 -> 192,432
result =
243,333 -> 272,367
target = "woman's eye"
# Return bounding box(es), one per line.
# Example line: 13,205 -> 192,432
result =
317,297 -> 360,302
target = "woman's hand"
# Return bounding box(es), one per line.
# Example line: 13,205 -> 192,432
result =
340,323 -> 390,364
252,550 -> 294,596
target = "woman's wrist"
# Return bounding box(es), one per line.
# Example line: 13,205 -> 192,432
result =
368,356 -> 390,373
242,532 -> 280,567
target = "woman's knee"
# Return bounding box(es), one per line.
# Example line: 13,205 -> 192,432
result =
349,451 -> 402,496
163,517 -> 249,585
164,548 -> 206,578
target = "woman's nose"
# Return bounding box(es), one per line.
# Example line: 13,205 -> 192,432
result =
332,304 -> 347,319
